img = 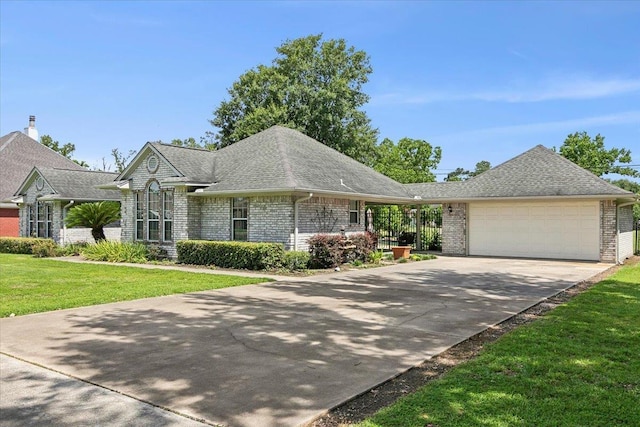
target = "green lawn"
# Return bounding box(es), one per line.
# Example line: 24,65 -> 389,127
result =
360,262 -> 640,427
0,254 -> 270,317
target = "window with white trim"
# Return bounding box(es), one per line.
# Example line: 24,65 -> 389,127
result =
147,181 -> 160,241
232,197 -> 248,241
349,200 -> 360,224
163,190 -> 173,241
135,192 -> 144,240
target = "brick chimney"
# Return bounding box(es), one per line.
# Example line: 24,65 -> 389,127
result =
24,115 -> 39,140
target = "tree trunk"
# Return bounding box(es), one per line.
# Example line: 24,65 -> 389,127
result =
92,227 -> 106,242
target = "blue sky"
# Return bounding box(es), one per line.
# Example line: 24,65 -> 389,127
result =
1,1 -> 639,181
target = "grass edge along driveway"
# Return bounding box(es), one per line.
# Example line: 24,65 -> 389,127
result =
359,261 -> 640,427
0,254 -> 271,317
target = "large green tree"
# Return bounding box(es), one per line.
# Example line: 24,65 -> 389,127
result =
40,135 -> 88,168
557,132 -> 638,177
65,201 -> 121,242
211,34 -> 378,164
374,137 -> 442,183
608,179 -> 640,221
445,160 -> 492,182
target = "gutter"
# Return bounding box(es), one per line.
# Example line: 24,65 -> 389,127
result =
293,193 -> 313,251
62,200 -> 75,246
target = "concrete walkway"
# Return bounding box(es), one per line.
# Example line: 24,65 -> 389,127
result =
0,257 -> 610,427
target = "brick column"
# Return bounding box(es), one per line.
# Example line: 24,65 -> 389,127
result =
600,200 -> 616,263
442,202 -> 467,256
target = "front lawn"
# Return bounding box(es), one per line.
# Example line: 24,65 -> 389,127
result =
0,254 -> 270,317
360,262 -> 640,427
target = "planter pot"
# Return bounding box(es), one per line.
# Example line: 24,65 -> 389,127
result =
391,246 -> 411,260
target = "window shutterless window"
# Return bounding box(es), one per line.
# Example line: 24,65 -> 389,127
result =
232,197 -> 248,241
349,200 -> 360,224
135,192 -> 144,240
147,181 -> 160,241
163,190 -> 173,241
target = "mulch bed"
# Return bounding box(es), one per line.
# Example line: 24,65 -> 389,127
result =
310,256 -> 639,427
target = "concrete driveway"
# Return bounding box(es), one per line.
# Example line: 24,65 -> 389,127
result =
0,257 -> 609,427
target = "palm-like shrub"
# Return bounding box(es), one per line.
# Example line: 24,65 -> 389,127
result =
65,201 -> 121,242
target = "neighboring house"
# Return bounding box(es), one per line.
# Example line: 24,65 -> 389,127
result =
407,145 -> 637,264
13,167 -> 121,244
0,116 -> 86,237
107,126 -> 414,257
109,126 -> 636,263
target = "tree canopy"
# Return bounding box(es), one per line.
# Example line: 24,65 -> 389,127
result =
40,135 -> 88,168
211,34 -> 378,164
445,160 -> 491,181
556,131 -> 638,178
374,137 -> 442,183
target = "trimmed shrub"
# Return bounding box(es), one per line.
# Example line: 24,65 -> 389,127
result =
0,237 -> 55,255
308,232 -> 374,268
82,241 -> 148,263
177,240 -> 285,270
307,234 -> 344,268
283,251 -> 310,271
31,239 -> 60,258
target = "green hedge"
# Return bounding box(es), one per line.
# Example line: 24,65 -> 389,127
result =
0,237 -> 56,255
177,240 -> 285,270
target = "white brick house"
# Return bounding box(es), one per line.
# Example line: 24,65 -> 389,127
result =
108,126 -> 413,258
107,127 -> 637,263
12,167 -> 121,244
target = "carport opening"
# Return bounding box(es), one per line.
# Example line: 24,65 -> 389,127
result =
365,204 -> 442,253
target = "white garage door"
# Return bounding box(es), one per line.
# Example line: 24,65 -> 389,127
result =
469,200 -> 600,261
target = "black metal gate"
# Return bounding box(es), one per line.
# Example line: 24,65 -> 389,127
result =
366,205 -> 442,251
635,219 -> 640,255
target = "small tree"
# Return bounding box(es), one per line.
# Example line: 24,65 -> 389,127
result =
65,202 -> 121,242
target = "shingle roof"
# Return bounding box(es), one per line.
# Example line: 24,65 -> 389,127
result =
150,143 -> 217,183
0,131 -> 85,205
15,167 -> 120,201
407,145 -> 635,200
202,126 -> 414,202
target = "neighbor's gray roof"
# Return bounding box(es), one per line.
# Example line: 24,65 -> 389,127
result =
201,126 -> 415,201
407,145 -> 636,201
16,167 -> 120,201
0,131 -> 85,205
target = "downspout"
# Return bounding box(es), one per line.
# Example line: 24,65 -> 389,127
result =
294,193 -> 313,251
62,200 -> 75,246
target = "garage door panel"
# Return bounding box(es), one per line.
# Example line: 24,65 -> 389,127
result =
469,201 -> 599,261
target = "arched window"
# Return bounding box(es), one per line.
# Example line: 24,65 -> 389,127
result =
147,181 -> 160,241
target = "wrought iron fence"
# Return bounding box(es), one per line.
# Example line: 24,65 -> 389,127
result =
635,219 -> 640,255
366,205 -> 442,251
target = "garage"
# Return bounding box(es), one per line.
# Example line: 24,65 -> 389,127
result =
468,200 -> 600,261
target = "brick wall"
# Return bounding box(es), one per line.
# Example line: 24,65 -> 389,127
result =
60,227 -> 121,244
296,196 -> 365,250
600,200 -> 617,263
442,202 -> 467,255
0,208 -> 19,237
198,197 -> 231,241
249,196 -> 295,247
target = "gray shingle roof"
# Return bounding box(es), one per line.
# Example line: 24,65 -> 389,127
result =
16,167 -> 120,201
407,145 -> 635,200
0,131 -> 85,205
202,126 -> 414,201
150,143 -> 217,183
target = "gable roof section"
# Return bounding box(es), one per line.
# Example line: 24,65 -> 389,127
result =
407,145 -> 636,201
15,167 -> 120,201
0,131 -> 85,205
202,126 -> 415,202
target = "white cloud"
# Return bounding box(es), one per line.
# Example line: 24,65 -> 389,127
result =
435,110 -> 640,140
371,76 -> 640,106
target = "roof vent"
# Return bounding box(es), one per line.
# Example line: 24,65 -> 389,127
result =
24,115 -> 39,141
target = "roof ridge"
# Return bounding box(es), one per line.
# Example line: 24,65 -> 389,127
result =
152,142 -> 214,153
0,131 -> 20,153
274,127 -> 297,187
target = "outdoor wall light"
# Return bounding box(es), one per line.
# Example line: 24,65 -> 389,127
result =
448,204 -> 453,214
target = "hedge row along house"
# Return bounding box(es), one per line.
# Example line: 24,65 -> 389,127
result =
3,123 -> 637,263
